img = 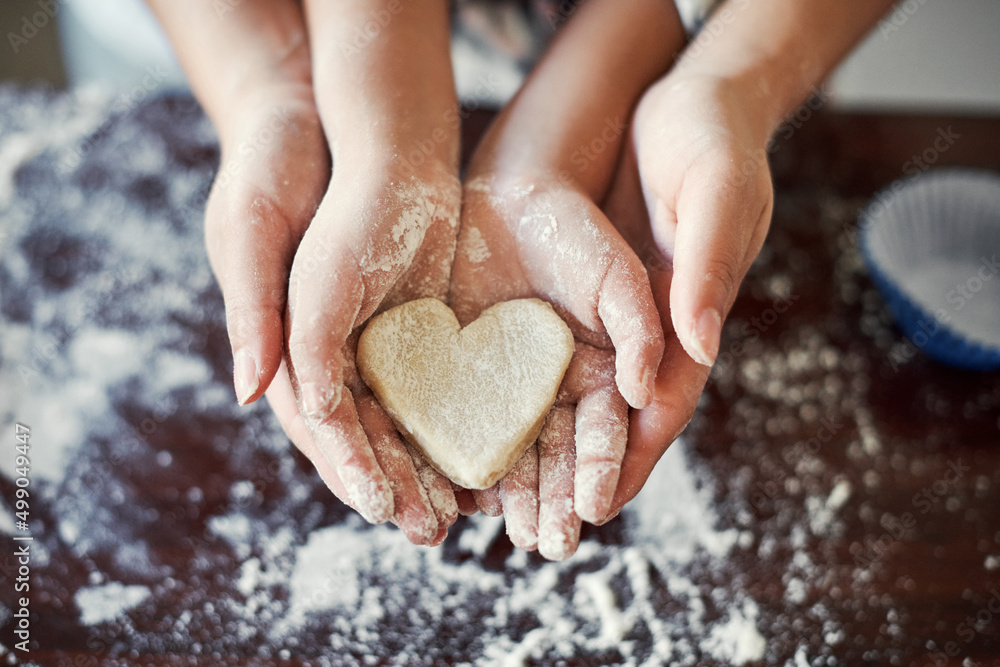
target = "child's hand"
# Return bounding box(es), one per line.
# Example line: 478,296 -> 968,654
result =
451,173 -> 662,560
150,0 -> 463,544
447,0 -> 683,559
601,72 -> 775,516
271,158 -> 463,545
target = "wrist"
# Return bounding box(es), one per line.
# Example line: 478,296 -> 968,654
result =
656,67 -> 787,149
217,81 -> 319,151
305,0 -> 458,169
667,0 -> 895,138
326,103 -> 460,179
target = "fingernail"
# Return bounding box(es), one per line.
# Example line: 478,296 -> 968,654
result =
598,508 -> 622,525
689,308 -> 722,367
300,382 -> 328,417
233,349 -> 259,405
429,527 -> 448,547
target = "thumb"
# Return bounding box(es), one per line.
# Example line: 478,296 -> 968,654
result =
206,186 -> 299,406
664,158 -> 772,367
206,103 -> 327,406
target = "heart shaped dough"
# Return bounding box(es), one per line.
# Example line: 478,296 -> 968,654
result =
357,298 -> 574,489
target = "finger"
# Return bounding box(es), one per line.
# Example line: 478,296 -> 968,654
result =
454,486 -> 480,516
404,441 -> 459,537
474,485 -> 504,518
499,445 -> 539,551
285,215 -> 364,419
263,360 -> 353,507
511,190 -> 663,410
556,343 -> 616,403
597,243 -> 665,409
207,190 -> 289,406
607,385 -> 686,521
573,385 -> 629,524
310,387 -> 394,524
206,121 -> 325,407
667,159 -> 772,367
537,406 -> 581,561
604,268 -> 710,522
355,392 -> 439,545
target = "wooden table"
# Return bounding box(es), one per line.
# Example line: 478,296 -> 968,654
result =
0,91 -> 998,666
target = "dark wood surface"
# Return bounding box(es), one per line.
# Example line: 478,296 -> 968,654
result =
0,92 -> 998,666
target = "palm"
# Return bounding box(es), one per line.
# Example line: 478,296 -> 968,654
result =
450,176 -> 661,560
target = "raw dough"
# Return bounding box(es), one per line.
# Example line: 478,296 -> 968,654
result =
357,298 -> 574,489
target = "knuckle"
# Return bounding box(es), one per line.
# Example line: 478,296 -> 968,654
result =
224,297 -> 276,325
212,184 -> 301,247
285,328 -> 316,366
702,255 -> 741,297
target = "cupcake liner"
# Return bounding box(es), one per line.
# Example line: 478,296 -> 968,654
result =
859,168 -> 1000,371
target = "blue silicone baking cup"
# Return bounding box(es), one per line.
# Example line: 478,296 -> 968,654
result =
859,168 -> 1000,371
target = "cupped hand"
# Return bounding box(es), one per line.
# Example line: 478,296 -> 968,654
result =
443,0 -> 684,559
189,0 -> 462,545
450,172 -> 664,560
207,98 -> 461,545
600,72 -> 776,516
276,158 -> 462,545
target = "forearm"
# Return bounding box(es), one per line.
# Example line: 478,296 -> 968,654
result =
474,0 -> 686,198
674,0 -> 896,137
304,0 -> 458,168
146,0 -> 313,144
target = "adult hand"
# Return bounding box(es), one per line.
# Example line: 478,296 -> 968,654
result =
601,72 -> 775,516
595,0 -> 897,517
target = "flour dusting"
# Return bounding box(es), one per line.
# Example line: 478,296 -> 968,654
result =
463,225 -> 491,264
76,582 -> 152,625
6,89 -> 994,666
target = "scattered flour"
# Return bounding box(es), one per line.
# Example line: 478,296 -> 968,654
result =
0,503 -> 14,534
462,226 -> 491,264
702,599 -> 767,664
4,88 -> 975,666
76,582 -> 152,625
